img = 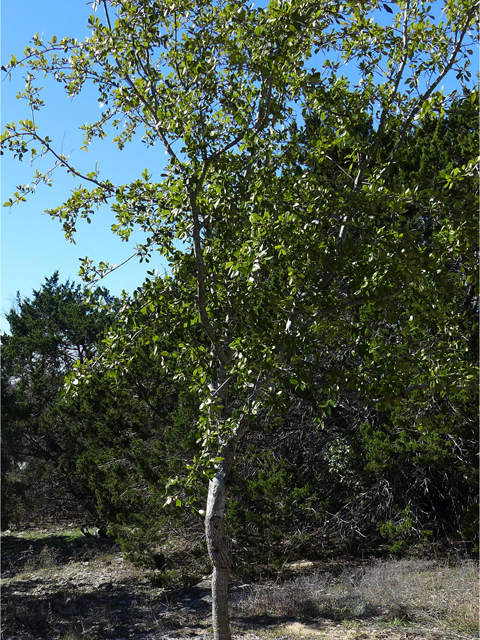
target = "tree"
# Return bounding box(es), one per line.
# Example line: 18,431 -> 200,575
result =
1,273 -> 203,567
1,273 -> 115,524
2,1 -> 478,637
64,306 -> 203,567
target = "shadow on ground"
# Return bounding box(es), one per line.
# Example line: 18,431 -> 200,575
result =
2,570 -> 213,640
1,532 -> 117,577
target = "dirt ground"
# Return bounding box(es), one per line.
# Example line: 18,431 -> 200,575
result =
1,527 -> 476,640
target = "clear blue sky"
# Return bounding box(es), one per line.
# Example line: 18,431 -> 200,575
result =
1,0 -> 169,330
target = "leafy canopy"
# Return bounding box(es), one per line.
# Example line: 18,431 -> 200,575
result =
2,0 -> 478,500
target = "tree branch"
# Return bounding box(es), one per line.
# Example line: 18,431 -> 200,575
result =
189,193 -> 231,370
377,0 -> 411,139
387,3 -> 477,167
101,0 -> 181,169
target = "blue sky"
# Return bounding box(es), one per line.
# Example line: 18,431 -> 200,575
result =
1,0 -> 169,330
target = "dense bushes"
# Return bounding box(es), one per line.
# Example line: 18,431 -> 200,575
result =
2,274 -> 477,563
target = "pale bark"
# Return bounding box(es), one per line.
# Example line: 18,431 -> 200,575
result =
212,567 -> 230,640
206,471 -> 232,640
205,417 -> 250,640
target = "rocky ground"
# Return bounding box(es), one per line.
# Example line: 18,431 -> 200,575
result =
1,527 -> 477,640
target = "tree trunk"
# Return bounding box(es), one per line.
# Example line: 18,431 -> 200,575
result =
205,464 -> 232,640
205,420 -> 248,640
211,566 -> 230,636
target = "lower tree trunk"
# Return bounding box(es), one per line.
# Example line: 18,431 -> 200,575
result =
206,469 -> 232,640
205,421 -> 249,640
211,565 -> 231,640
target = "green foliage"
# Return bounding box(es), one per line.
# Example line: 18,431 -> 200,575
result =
1,274 -> 115,525
66,345 -> 202,564
1,4 -> 478,617
379,506 -> 415,554
227,452 -> 325,567
1,273 -> 204,566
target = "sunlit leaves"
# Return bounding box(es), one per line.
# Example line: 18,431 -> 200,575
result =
1,0 -> 477,494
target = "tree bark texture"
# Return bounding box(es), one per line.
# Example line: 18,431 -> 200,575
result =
205,422 -> 248,640
206,463 -> 233,640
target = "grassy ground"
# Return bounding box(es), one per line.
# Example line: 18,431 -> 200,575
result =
1,526 -> 478,640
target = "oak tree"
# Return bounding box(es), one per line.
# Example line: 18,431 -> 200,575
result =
2,1 -> 478,637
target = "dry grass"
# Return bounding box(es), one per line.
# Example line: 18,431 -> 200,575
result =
232,559 -> 478,637
2,529 -> 478,640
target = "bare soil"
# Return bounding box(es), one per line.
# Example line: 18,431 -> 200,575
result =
1,527 -> 477,640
